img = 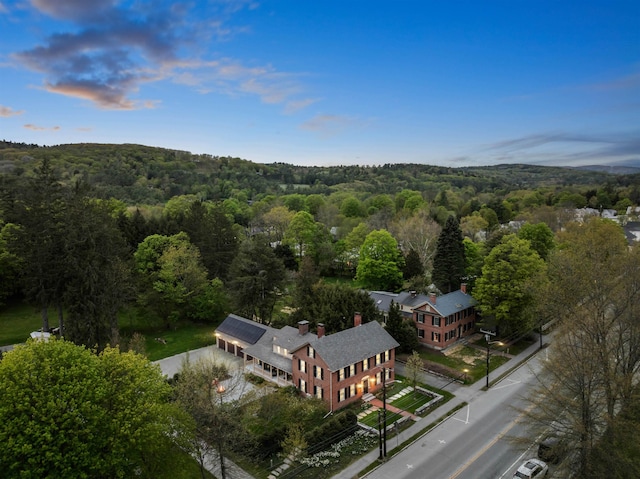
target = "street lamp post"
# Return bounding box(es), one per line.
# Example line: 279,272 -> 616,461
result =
213,378 -> 227,479
483,334 -> 502,389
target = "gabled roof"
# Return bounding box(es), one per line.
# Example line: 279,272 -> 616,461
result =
415,290 -> 476,317
307,321 -> 399,372
395,291 -> 432,309
219,317 -> 317,374
370,289 -> 477,318
216,314 -> 267,345
368,291 -> 399,313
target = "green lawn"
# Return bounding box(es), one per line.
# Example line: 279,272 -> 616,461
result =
415,345 -> 510,383
0,302 -> 50,346
0,302 -> 218,361
359,409 -> 404,428
389,390 -> 433,414
141,323 -> 218,361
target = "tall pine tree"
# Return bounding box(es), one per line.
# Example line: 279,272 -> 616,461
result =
432,215 -> 466,293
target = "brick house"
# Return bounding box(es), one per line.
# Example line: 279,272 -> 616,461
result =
215,313 -> 399,411
370,284 -> 477,350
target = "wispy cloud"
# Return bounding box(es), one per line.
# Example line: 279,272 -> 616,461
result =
586,72 -> 640,92
478,131 -> 640,166
285,98 -> 319,114
0,2 -> 8,14
24,123 -> 60,131
300,114 -> 364,138
0,105 -> 25,117
13,0 -> 310,111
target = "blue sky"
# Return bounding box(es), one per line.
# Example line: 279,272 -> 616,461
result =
1,1 -> 638,168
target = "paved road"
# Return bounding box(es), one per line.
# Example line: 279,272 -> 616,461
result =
334,335 -> 547,479
362,354 -> 544,479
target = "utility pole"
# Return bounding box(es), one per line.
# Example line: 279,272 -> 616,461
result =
377,410 -> 383,460
382,366 -> 387,457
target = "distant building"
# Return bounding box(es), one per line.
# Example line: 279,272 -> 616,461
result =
370,285 -> 477,350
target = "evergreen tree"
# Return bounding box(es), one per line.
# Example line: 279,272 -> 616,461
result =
432,215 -> 466,293
228,238 -> 286,325
403,248 -> 424,280
384,301 -> 419,353
62,194 -> 133,348
7,159 -> 68,332
180,201 -> 238,281
290,282 -> 382,333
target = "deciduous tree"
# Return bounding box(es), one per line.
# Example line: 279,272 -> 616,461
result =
0,340 -> 189,479
473,234 -> 546,336
356,229 -> 404,291
518,222 -> 555,260
405,350 -> 424,393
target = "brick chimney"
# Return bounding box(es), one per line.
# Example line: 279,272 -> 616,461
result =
317,323 -> 325,338
429,292 -> 437,304
354,312 -> 362,327
298,320 -> 309,335
461,283 -> 467,294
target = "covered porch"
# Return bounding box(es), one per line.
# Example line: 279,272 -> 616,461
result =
244,358 -> 293,387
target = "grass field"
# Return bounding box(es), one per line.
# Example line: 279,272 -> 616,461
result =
0,302 -> 50,346
0,301 -> 218,361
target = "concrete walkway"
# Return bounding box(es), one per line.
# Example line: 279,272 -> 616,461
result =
364,386 -> 421,422
331,333 -> 548,479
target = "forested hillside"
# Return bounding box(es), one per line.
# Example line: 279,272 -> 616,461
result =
2,141 -> 636,206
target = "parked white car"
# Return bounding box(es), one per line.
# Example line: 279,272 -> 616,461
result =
513,458 -> 548,478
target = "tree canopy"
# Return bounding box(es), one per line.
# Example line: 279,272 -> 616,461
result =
473,234 -> 546,336
0,339 -> 189,479
356,229 -> 404,291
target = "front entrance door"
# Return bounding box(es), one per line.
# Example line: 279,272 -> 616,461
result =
363,377 -> 369,394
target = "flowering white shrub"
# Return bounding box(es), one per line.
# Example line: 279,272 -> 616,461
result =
300,430 -> 377,468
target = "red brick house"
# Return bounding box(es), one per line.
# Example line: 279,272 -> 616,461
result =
215,313 -> 399,411
370,284 -> 477,350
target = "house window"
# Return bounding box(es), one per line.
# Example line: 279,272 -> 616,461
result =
307,346 -> 315,358
432,316 -> 441,327
350,384 -> 356,397
314,365 -> 323,380
339,388 -> 346,402
375,354 -> 381,366
362,359 -> 369,371
432,332 -> 440,342
418,329 -> 425,338
298,359 -> 307,373
386,369 -> 391,381
385,350 -> 390,362
417,313 -> 425,324
299,378 -> 307,393
376,371 -> 381,384
314,386 -> 323,399
339,369 -> 345,381
349,364 -> 356,377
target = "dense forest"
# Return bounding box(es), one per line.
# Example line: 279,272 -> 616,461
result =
2,140 -> 639,206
